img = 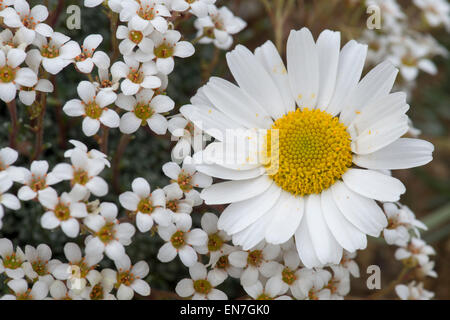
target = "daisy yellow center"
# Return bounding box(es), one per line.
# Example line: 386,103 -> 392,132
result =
193,279 -> 212,295
129,30 -> 143,44
154,44 -> 174,59
264,108 -> 352,196
0,65 -> 16,83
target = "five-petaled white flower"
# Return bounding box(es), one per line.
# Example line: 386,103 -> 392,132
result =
175,262 -> 227,300
0,48 -> 37,102
63,81 -> 119,137
116,89 -> 174,135
84,202 -> 136,260
119,177 -> 171,233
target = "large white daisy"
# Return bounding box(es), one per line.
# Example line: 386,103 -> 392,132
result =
180,28 -> 434,268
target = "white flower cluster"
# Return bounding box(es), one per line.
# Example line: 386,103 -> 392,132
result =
0,0 -> 442,301
362,0 -> 449,90
380,202 -> 437,300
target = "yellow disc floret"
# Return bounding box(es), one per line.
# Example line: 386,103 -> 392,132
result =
264,108 -> 352,196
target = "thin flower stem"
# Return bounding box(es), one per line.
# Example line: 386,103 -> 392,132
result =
201,47 -> 220,83
100,125 -> 109,154
6,100 -> 18,149
191,34 -> 205,45
369,266 -> 411,300
32,93 -> 47,161
51,75 -> 67,150
109,11 -> 120,62
112,134 -> 132,194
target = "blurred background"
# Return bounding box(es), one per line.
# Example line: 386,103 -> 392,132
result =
0,0 -> 448,299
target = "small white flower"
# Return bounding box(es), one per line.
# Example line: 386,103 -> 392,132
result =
111,57 -> 161,95
149,30 -> 195,75
119,0 -> 171,33
171,0 -> 216,18
49,280 -> 80,300
52,147 -> 108,197
93,64 -> 121,93
63,81 -> 119,136
27,32 -> 81,75
52,242 -> 103,292
22,244 -> 60,285
269,249 -> 307,299
164,182 -> 194,227
228,241 -> 281,287
0,173 -> 21,229
74,34 -> 110,73
39,186 -> 89,238
168,115 -> 204,163
0,238 -> 26,279
395,281 -> 434,300
395,237 -> 435,266
194,5 -> 246,50
194,212 -> 232,266
243,278 -> 292,300
176,262 -> 227,300
102,254 -> 151,300
116,20 -> 154,59
162,156 -> 212,206
414,0 -> 450,30
0,0 -> 53,43
119,177 -> 170,232
0,48 -> 37,103
64,139 -> 111,168
0,147 -> 28,184
338,251 -> 360,278
0,27 -> 33,52
80,270 -> 116,300
389,36 -> 437,82
84,202 -> 136,260
84,0 -> 105,8
117,89 -> 174,134
0,278 -> 48,300
157,221 -> 207,267
17,160 -> 60,202
0,0 -> 15,13
18,78 -> 53,106
383,202 -> 427,247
